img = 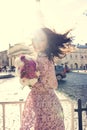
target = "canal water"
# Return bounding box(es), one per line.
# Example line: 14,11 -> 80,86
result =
58,72 -> 87,105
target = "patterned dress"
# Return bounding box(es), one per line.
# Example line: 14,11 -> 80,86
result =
20,55 -> 65,130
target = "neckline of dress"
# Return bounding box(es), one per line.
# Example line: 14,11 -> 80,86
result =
38,52 -> 47,57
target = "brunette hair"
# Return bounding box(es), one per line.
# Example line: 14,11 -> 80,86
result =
42,28 -> 72,60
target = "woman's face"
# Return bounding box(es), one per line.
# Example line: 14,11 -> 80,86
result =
32,29 -> 48,52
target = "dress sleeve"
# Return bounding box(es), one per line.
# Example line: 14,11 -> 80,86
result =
37,56 -> 58,89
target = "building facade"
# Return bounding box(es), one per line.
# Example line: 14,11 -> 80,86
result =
60,45 -> 87,69
0,50 -> 9,67
8,43 -> 34,66
8,43 -> 87,69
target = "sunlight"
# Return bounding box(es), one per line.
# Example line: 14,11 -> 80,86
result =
0,0 -> 87,50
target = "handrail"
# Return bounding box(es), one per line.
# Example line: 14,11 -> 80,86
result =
0,101 -> 25,104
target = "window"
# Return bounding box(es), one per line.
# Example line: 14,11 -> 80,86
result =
75,55 -> 77,58
66,55 -> 67,59
81,56 -> 83,59
70,54 -> 72,58
75,63 -> 78,69
85,64 -> 87,69
85,55 -> 87,58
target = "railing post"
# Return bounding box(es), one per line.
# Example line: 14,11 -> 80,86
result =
75,99 -> 83,130
2,104 -> 5,130
78,99 -> 83,130
19,103 -> 22,125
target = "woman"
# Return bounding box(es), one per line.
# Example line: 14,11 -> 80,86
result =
20,28 -> 72,130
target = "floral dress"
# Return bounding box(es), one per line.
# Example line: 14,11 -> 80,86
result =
20,55 -> 65,130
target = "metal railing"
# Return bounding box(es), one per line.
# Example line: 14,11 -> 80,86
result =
0,101 -> 25,130
75,99 -> 87,130
0,99 -> 74,130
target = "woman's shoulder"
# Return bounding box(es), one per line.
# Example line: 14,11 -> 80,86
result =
37,53 -> 53,67
37,53 -> 48,62
38,52 -> 47,57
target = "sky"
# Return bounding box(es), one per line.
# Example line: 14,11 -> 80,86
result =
0,0 -> 87,51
